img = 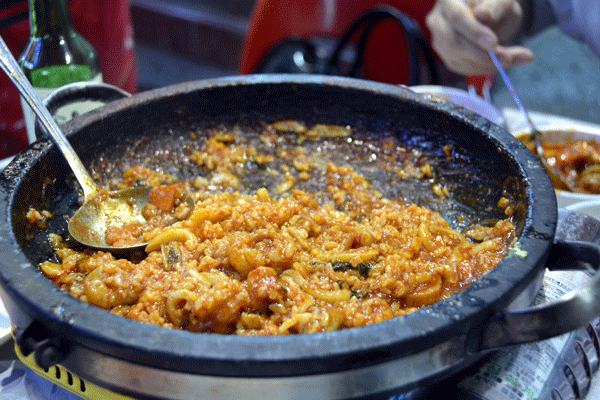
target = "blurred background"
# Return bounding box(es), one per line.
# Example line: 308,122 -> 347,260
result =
2,0 -> 600,160
130,0 -> 600,123
133,0 -> 253,90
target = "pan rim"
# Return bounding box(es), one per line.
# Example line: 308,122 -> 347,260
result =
0,74 -> 556,377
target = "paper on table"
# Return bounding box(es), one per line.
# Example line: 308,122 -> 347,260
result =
456,270 -> 592,400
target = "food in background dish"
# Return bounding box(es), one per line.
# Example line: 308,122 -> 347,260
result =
520,133 -> 600,194
35,122 -> 517,335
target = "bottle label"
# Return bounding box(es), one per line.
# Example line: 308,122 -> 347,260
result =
30,65 -> 94,88
21,73 -> 103,144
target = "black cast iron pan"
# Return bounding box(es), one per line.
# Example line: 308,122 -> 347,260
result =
1,75 -> 600,399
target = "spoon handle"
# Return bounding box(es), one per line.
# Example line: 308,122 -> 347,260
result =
488,50 -> 573,191
488,51 -> 537,131
0,35 -> 99,199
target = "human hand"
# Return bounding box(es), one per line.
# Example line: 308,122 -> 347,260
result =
425,0 -> 534,75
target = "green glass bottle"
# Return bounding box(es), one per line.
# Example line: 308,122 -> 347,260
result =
18,0 -> 102,143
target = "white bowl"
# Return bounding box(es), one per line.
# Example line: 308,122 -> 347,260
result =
566,199 -> 600,219
410,85 -> 504,126
513,124 -> 600,209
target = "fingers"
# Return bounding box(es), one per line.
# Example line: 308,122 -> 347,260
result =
426,0 -> 494,74
494,45 -> 534,68
434,0 -> 498,50
426,0 -> 534,75
473,0 -> 524,43
472,0 -> 516,25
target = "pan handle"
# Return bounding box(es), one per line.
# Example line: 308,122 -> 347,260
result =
474,239 -> 600,351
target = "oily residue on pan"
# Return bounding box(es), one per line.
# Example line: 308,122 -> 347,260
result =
31,120 -> 519,335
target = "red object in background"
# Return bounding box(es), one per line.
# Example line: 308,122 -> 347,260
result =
0,0 -> 137,160
239,0 -> 436,85
466,74 -> 495,99
240,1 -> 493,98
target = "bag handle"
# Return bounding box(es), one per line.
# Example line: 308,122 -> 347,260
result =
324,5 -> 439,85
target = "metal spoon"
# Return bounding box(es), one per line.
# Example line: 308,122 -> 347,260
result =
488,51 -> 574,192
0,35 -> 154,252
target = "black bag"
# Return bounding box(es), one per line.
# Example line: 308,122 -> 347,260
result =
252,5 -> 439,86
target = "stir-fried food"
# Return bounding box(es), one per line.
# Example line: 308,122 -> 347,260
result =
36,122 -> 517,335
520,133 -> 600,193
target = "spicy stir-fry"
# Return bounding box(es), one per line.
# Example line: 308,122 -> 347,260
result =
30,122 -> 517,335
521,133 -> 600,193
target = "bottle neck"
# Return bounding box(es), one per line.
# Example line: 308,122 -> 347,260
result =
28,0 -> 75,37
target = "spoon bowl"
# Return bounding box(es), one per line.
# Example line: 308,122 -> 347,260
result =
68,186 -> 153,252
0,35 -> 164,252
